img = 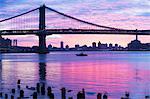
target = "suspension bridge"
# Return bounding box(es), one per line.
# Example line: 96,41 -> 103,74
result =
0,5 -> 149,53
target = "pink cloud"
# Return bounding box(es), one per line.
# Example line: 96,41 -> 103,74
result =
0,0 -> 149,47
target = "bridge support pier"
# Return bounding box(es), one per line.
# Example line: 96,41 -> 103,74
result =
37,5 -> 48,54
38,34 -> 48,54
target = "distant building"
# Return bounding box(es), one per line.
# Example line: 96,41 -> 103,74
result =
65,45 -> 69,50
0,36 -> 12,52
128,40 -> 142,50
128,35 -> 143,50
75,44 -> 80,50
100,43 -> 108,49
92,42 -> 96,48
114,44 -> 118,49
13,39 -> 17,46
81,45 -> 88,50
60,41 -> 64,49
0,37 -> 12,48
127,38 -> 150,50
109,43 -> 113,49
32,46 -> 39,51
11,46 -> 33,52
48,44 -> 52,50
98,41 -> 101,48
118,45 -> 123,50
142,43 -> 150,50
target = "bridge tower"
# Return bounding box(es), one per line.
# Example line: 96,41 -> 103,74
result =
38,5 -> 48,54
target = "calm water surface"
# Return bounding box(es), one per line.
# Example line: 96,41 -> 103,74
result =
0,51 -> 150,99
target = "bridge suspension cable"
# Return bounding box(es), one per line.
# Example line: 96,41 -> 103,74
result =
0,7 -> 39,23
45,6 -> 122,30
1,5 -> 148,31
0,7 -> 40,30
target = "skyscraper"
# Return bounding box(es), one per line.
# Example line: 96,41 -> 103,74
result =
60,41 -> 64,49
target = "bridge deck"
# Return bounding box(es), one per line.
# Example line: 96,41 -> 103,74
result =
0,29 -> 150,35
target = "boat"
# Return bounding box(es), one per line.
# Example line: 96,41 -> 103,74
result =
76,52 -> 88,56
26,86 -> 36,90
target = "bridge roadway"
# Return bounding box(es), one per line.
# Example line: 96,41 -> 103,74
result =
0,29 -> 150,35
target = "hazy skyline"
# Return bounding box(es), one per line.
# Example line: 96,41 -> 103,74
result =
0,0 -> 149,47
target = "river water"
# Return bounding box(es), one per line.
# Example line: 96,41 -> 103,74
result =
0,51 -> 150,99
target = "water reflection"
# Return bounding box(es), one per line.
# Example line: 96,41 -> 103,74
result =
0,52 -> 149,99
0,58 -> 2,90
38,54 -> 47,81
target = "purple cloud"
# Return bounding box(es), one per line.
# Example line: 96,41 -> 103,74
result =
0,0 -> 149,47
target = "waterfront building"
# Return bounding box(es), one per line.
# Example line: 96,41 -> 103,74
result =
114,44 -> 118,50
75,44 -> 80,50
0,36 -> 12,52
142,43 -> 150,50
100,43 -> 108,49
92,42 -> 96,48
128,39 -> 142,50
98,41 -> 101,48
109,43 -> 113,49
81,45 -> 88,50
13,39 -> 17,46
127,35 -> 143,50
60,41 -> 64,49
0,37 -> 12,48
48,44 -> 53,50
65,45 -> 69,50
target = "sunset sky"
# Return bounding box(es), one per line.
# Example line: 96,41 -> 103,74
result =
0,0 -> 150,47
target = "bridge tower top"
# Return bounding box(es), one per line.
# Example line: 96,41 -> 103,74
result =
39,4 -> 46,30
38,4 -> 48,53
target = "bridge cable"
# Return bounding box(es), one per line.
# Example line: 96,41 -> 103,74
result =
46,6 -> 122,30
0,7 -> 39,23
